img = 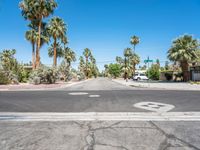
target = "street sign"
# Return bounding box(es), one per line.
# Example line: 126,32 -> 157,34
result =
144,59 -> 153,63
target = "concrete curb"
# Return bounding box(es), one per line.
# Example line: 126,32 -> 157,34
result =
0,79 -> 92,91
1,112 -> 200,121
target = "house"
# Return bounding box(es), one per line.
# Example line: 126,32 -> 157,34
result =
190,63 -> 200,81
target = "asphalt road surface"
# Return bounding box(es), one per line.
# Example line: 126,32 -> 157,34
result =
0,78 -> 200,112
1,78 -> 200,150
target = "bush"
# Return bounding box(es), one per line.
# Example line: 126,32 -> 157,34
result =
147,64 -> 160,80
77,71 -> 85,81
0,71 -> 10,84
164,72 -> 173,81
29,67 -> 58,84
108,63 -> 121,78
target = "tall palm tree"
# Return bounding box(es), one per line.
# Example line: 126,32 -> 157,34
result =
48,42 -> 63,62
25,29 -> 37,69
83,48 -> 91,78
130,35 -> 140,75
130,35 -> 140,52
47,17 -> 67,67
130,53 -> 140,75
19,0 -> 57,68
25,21 -> 49,69
116,56 -> 124,65
168,35 -> 199,81
79,56 -> 85,73
63,47 -> 76,68
123,48 -> 132,80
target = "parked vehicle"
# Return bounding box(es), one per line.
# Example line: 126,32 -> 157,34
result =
133,73 -> 149,81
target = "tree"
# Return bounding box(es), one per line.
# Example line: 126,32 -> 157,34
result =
195,50 -> 200,62
0,49 -> 17,71
104,64 -> 109,77
25,21 -> 49,69
108,63 -> 121,78
167,35 -> 199,81
165,61 -> 169,70
48,42 -> 63,62
130,35 -> 140,75
79,56 -> 85,73
83,48 -> 91,78
130,53 -> 140,75
130,35 -> 140,52
147,64 -> 160,80
116,56 -> 124,66
25,28 -> 37,69
123,48 -> 132,80
63,47 -> 76,68
47,17 -> 67,67
19,0 -> 57,68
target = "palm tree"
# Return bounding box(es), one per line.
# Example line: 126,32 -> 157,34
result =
63,47 -> 76,68
47,17 -> 67,67
116,56 -> 124,65
168,35 -> 199,81
83,48 -> 91,78
19,0 -> 57,68
79,56 -> 85,73
123,48 -> 132,81
26,21 -> 49,69
48,42 -> 63,62
25,29 -> 37,69
130,35 -> 140,75
130,35 -> 140,52
130,53 -> 140,75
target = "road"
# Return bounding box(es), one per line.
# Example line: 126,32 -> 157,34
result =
0,78 -> 200,150
0,78 -> 200,112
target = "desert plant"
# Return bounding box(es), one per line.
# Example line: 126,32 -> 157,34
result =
0,71 -> 10,85
29,66 -> 58,84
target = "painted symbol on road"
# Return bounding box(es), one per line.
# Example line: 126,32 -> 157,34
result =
89,95 -> 100,98
68,92 -> 88,95
133,102 -> 175,113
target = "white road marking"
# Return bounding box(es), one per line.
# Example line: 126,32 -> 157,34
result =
134,102 -> 175,113
1,112 -> 200,121
89,95 -> 100,98
68,92 -> 88,95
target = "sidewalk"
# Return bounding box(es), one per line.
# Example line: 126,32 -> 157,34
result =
0,79 -> 88,91
112,78 -> 200,91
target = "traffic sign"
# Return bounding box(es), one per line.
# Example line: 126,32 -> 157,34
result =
144,59 -> 153,63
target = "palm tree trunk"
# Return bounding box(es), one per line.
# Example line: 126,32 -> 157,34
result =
86,57 -> 88,79
124,57 -> 127,81
32,42 -> 35,70
181,61 -> 189,82
36,19 -> 42,69
53,38 -> 57,67
132,63 -> 135,75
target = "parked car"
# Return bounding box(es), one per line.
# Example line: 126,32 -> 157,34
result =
133,73 -> 149,81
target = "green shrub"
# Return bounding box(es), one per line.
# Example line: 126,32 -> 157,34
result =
0,71 -> 10,84
29,67 -> 58,84
108,63 -> 121,78
147,64 -> 160,80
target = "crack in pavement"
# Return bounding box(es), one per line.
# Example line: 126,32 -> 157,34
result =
79,121 -> 158,150
150,121 -> 200,150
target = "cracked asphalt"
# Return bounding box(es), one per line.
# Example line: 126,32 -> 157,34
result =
0,121 -> 200,150
0,78 -> 200,150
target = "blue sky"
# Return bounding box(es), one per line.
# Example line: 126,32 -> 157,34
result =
0,0 -> 200,70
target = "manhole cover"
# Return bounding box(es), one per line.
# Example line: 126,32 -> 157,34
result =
68,92 -> 88,95
89,95 -> 100,98
133,102 -> 175,112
